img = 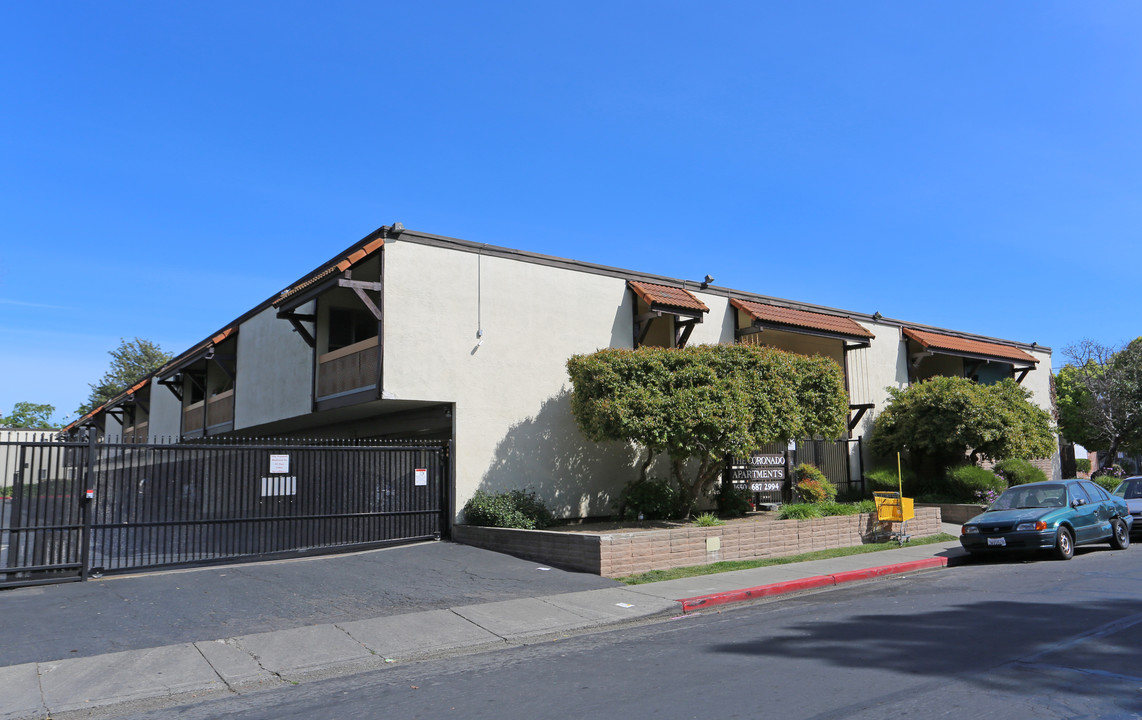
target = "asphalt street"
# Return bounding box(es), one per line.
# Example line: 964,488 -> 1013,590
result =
113,546 -> 1142,720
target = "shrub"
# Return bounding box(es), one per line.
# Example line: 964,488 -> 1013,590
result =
1075,458 -> 1092,474
974,488 -> 1001,506
779,500 -> 869,519
694,512 -> 725,527
615,478 -> 682,521
993,458 -> 1047,486
1092,475 -> 1121,493
945,465 -> 1005,502
778,503 -> 823,520
819,501 -> 861,516
714,480 -> 752,518
463,489 -> 555,529
1092,464 -> 1127,482
793,464 -> 837,503
866,465 -> 918,495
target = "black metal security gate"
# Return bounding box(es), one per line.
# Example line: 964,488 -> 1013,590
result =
727,437 -> 865,506
1,435 -> 450,589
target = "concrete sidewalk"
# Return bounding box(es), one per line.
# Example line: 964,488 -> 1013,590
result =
0,534 -> 968,720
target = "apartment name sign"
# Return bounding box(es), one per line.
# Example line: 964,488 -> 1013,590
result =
728,453 -> 786,493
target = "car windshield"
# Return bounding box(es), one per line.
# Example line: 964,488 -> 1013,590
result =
1112,480 -> 1142,500
990,484 -> 1067,510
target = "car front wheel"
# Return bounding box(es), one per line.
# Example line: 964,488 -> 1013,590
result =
1054,527 -> 1075,560
1110,519 -> 1131,550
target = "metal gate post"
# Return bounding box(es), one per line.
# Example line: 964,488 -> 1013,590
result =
80,431 -> 97,581
8,445 -> 27,568
783,448 -> 794,504
441,440 -> 454,540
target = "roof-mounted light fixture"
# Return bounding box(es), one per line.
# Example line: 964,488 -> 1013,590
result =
701,274 -> 715,289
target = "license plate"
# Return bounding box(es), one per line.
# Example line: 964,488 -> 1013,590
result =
987,537 -> 1006,547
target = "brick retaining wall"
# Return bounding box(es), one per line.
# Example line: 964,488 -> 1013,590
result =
920,503 -> 985,525
453,507 -> 942,578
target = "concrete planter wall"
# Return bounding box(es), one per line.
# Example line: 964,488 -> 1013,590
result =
454,507 -> 942,578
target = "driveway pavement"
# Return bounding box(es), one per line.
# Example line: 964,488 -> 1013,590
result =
0,541 -> 619,667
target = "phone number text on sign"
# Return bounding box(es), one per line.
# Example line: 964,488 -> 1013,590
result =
750,481 -> 782,492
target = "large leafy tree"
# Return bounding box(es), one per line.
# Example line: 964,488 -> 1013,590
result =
1056,338 -> 1142,467
1,401 -> 58,429
77,338 -> 173,416
869,376 -> 1055,474
566,344 -> 849,514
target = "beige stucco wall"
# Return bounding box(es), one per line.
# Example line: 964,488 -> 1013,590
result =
681,293 -> 734,346
147,380 -> 184,442
1025,348 -> 1061,480
234,303 -> 315,430
848,323 -> 909,441
382,241 -> 641,519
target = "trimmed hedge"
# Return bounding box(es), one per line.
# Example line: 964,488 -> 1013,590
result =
993,458 -> 1047,486
945,465 -> 1005,502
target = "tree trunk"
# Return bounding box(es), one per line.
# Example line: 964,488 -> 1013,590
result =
1103,440 -> 1120,470
677,456 -> 726,520
637,449 -> 654,484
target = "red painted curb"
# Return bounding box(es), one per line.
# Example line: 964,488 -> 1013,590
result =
677,557 -> 949,613
829,557 -> 947,585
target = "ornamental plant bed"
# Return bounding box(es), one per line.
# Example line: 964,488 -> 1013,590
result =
545,510 -> 786,534
453,507 -> 942,578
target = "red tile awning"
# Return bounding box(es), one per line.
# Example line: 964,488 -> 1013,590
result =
732,299 -> 874,341
154,326 -> 239,385
628,281 -> 709,315
902,327 -> 1038,365
274,237 -> 385,308
63,377 -> 155,432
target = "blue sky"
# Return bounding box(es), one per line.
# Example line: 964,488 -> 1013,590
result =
2,2 -> 1140,426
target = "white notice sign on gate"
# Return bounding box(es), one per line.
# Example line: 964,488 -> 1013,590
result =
415,468 -> 428,486
261,476 -> 297,496
269,454 -> 290,474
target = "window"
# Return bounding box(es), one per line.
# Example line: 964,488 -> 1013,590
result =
1081,482 -> 1110,502
1069,483 -> 1092,505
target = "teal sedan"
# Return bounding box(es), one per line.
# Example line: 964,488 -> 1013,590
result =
960,479 -> 1133,560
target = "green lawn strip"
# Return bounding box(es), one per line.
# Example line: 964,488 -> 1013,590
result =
618,533 -> 959,585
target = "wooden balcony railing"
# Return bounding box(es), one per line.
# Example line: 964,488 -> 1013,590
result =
183,400 -> 205,434
123,421 -> 149,444
317,336 -> 379,399
206,388 -> 235,429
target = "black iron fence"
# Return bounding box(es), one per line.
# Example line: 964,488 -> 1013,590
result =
1,434 -> 449,589
0,433 -> 91,588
